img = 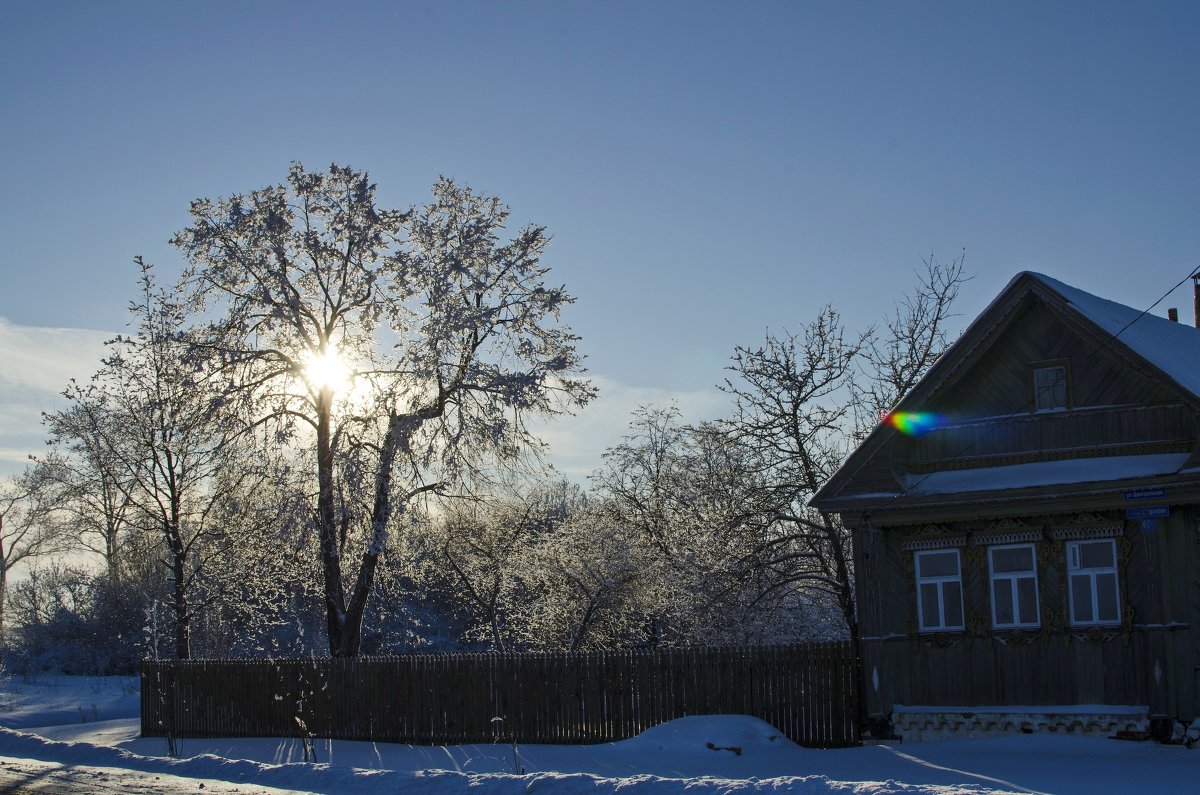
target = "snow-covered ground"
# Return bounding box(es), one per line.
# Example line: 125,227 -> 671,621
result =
0,675 -> 1194,793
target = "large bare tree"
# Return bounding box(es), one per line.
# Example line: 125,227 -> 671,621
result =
51,259 -> 253,659
39,400 -> 139,584
720,255 -> 969,649
175,164 -> 594,656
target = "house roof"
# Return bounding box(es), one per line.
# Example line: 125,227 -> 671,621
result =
810,271 -> 1200,516
1036,272 -> 1200,401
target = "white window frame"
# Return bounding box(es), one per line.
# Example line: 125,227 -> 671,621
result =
1067,539 -> 1122,626
988,543 -> 1041,629
914,549 -> 965,632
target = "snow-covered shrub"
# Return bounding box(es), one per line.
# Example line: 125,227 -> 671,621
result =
7,565 -> 145,675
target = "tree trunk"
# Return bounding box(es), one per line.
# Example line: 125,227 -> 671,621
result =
337,410 -> 407,657
490,618 -> 506,653
172,542 -> 189,660
105,517 -> 121,585
315,388 -> 349,656
0,563 -> 7,642
0,526 -> 7,641
165,517 -> 190,659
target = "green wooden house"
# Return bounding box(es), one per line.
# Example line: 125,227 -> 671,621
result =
810,272 -> 1200,740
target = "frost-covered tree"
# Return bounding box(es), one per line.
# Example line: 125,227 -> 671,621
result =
427,488 -> 550,653
175,164 -> 594,656
518,496 -> 644,650
0,469 -> 65,638
39,399 -> 139,583
56,259 -> 257,659
593,406 -> 806,646
8,563 -> 145,674
166,447 -> 314,659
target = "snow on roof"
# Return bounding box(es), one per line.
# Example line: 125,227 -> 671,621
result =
901,453 -> 1190,496
1031,272 -> 1200,400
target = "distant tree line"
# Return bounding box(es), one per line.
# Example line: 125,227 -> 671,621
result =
0,163 -> 965,673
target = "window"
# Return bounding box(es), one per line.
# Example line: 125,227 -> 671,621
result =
1032,363 -> 1069,411
1067,539 -> 1121,625
915,549 -> 964,632
989,544 -> 1040,628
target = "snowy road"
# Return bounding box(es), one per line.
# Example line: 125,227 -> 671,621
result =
0,755 -> 311,795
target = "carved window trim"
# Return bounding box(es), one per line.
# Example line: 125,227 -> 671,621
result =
974,529 -> 1043,547
1049,514 -> 1123,542
902,535 -> 968,552
1050,525 -> 1123,541
975,518 -> 1042,548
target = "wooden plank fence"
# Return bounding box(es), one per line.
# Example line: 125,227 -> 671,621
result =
142,642 -> 858,748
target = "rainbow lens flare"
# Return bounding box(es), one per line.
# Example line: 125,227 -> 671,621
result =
886,411 -> 946,436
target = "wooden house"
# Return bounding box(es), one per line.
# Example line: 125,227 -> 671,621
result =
810,272 -> 1200,740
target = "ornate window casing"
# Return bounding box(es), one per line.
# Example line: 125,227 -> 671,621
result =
898,514 -> 1130,641
914,549 -> 965,632
975,517 -> 1042,548
1049,513 -> 1123,542
901,535 -> 968,552
988,544 -> 1041,629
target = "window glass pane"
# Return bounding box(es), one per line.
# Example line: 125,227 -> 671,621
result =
1017,577 -> 1039,624
1097,573 -> 1120,622
1035,367 -> 1058,389
920,583 -> 940,629
1071,574 -> 1093,623
943,581 -> 963,628
918,550 -> 958,578
1079,540 -> 1115,569
993,580 -> 1014,625
1034,366 -> 1067,410
992,546 -> 1034,573
1051,379 -> 1066,406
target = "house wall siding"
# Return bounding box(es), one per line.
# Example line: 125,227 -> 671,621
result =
856,507 -> 1200,722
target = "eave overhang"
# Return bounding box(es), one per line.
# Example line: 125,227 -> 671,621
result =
826,468 -> 1200,528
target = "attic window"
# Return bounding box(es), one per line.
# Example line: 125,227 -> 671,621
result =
1030,361 -> 1070,411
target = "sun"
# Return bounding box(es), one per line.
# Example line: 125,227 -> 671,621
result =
301,345 -> 353,394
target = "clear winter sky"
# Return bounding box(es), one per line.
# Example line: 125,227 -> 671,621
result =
1,1 -> 1198,479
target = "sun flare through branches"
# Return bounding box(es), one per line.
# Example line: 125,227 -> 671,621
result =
301,346 -> 353,395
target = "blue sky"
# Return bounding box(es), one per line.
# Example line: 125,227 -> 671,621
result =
2,1 -> 1198,476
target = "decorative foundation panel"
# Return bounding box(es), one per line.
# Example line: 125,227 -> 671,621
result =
891,705 -> 1149,742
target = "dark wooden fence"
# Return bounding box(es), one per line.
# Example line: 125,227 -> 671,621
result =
142,642 -> 858,748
